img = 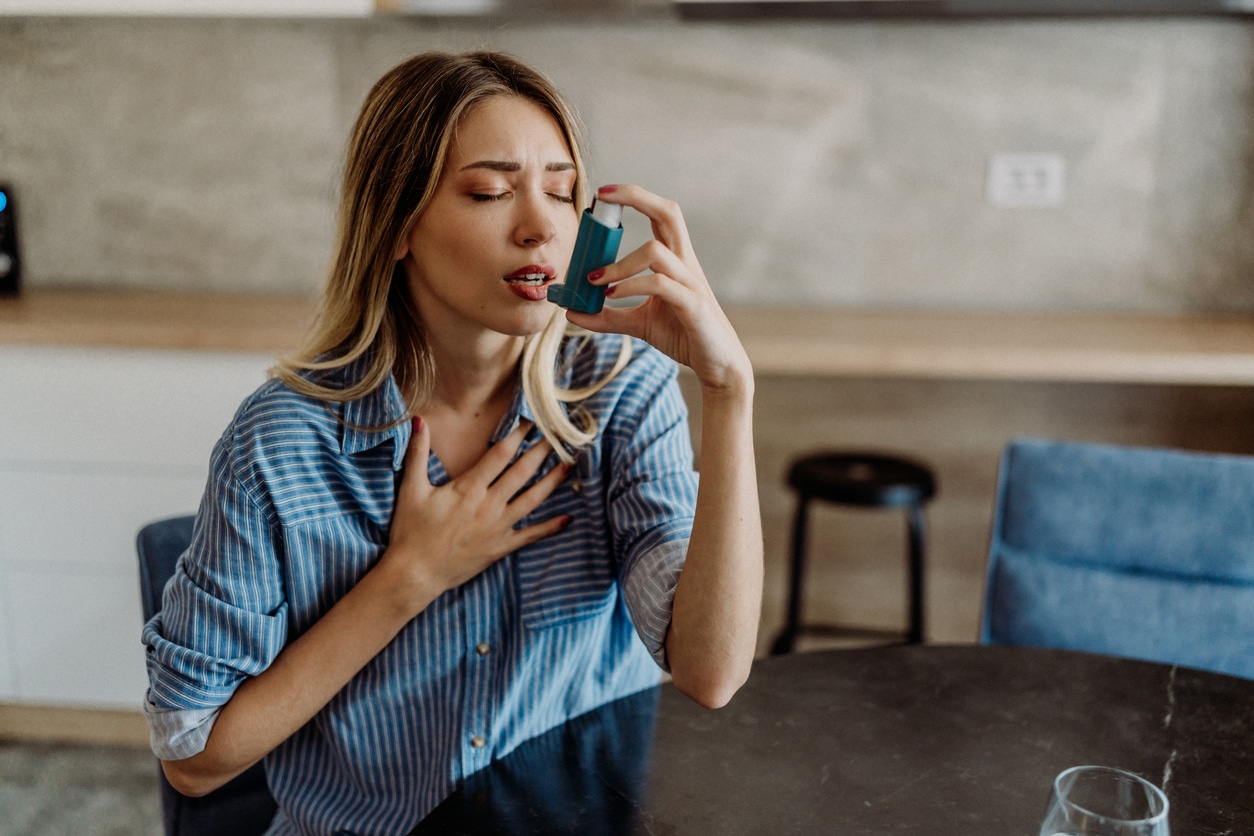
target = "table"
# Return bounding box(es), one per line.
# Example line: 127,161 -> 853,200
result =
411,645 -> 1254,835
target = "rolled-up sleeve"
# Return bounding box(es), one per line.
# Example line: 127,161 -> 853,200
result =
140,426 -> 288,760
608,355 -> 699,669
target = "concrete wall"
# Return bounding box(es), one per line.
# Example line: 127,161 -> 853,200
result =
2,15 -> 1252,311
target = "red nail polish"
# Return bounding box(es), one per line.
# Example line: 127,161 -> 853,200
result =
598,185 -> 618,194
587,268 -> 605,282
412,416 -> 423,432
605,285 -> 617,297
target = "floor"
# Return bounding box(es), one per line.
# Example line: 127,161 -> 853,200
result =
0,740 -> 162,836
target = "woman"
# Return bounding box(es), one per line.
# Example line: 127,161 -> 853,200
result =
143,50 -> 762,835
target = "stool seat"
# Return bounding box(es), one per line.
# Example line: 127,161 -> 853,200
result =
772,450 -> 937,655
788,453 -> 936,508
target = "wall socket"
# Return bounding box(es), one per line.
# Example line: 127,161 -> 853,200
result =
986,152 -> 1066,208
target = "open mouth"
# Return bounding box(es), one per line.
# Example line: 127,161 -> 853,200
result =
504,264 -> 557,302
506,272 -> 551,287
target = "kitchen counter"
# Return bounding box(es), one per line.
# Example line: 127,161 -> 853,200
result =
4,289 -> 1254,385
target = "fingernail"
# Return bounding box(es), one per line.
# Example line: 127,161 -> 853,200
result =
605,285 -> 617,297
598,185 -> 618,194
587,268 -> 605,282
412,416 -> 423,432
560,514 -> 574,529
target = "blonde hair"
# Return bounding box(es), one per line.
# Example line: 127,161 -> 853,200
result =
272,51 -> 628,463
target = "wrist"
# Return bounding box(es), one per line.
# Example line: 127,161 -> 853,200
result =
368,549 -> 442,621
699,359 -> 754,404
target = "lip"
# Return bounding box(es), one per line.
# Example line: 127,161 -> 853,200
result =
504,263 -> 557,302
505,263 -> 557,281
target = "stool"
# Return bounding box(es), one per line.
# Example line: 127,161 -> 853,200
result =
770,451 -> 936,655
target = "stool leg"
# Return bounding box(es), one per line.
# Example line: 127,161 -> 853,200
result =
906,504 -> 926,644
771,496 -> 810,655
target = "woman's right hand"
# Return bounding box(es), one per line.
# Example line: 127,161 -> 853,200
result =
380,417 -> 572,613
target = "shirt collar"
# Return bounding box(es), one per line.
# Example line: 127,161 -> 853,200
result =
337,360 -> 537,470
340,364 -> 410,469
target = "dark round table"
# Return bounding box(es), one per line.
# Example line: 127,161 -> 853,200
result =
412,645 -> 1254,835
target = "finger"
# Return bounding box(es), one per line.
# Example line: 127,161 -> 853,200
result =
589,240 -> 689,290
462,420 -> 532,489
594,184 -> 692,257
506,514 -> 574,552
398,416 -> 433,499
606,272 -> 691,307
492,436 -> 558,499
506,457 -> 574,519
567,298 -> 650,339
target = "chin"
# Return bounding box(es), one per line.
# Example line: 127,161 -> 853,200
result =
493,306 -> 556,338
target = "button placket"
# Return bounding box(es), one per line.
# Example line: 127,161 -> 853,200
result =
459,562 -> 504,774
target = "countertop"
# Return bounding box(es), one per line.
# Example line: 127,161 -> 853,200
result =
4,289 -> 1254,385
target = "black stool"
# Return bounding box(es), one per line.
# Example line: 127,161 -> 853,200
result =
770,452 -> 937,655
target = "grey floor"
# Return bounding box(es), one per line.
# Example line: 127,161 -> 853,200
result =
0,741 -> 162,836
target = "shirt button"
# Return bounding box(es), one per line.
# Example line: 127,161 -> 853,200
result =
475,642 -> 491,656
471,735 -> 486,749
570,481 -> 583,494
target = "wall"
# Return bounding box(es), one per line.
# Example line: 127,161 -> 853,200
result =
1,15 -> 1252,311
2,15 -> 1254,657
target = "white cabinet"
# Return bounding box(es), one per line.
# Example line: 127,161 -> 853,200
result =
0,345 -> 271,709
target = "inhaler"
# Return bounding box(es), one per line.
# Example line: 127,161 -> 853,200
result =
547,198 -> 623,314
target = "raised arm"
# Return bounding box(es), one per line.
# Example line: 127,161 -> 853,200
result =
565,184 -> 764,709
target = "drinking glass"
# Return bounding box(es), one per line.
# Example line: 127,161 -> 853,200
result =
1039,765 -> 1169,836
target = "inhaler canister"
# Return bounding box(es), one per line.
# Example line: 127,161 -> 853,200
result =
547,199 -> 623,314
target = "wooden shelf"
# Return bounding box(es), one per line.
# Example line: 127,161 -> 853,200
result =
4,290 -> 1254,385
0,289 -> 315,354
726,307 -> 1254,386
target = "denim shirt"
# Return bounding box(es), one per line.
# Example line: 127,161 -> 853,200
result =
141,333 -> 697,836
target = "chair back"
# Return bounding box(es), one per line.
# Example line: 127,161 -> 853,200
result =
137,515 -> 278,836
980,438 -> 1254,680
138,515 -> 196,623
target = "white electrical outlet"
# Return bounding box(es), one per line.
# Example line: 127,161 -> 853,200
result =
986,152 -> 1066,208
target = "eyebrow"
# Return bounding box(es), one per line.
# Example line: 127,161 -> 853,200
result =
460,160 -> 576,173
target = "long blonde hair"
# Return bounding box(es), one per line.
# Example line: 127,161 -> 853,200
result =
272,51 -> 628,462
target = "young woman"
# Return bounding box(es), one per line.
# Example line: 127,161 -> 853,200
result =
142,50 -> 762,835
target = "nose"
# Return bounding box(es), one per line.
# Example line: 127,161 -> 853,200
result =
513,191 -> 558,248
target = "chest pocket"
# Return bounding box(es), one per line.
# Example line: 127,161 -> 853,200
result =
515,472 -> 617,629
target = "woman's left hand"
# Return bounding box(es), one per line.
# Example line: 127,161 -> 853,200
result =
564,184 -> 752,396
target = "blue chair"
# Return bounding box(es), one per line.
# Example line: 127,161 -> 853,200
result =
980,438 -> 1254,680
137,515 -> 278,836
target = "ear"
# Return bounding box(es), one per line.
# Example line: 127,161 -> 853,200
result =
394,234 -> 410,262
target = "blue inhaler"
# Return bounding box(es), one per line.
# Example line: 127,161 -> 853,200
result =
547,198 -> 623,314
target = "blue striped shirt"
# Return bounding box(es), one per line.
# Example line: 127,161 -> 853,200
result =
141,334 -> 698,836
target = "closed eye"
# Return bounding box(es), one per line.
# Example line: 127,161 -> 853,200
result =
549,193 -> 574,204
471,193 -> 508,203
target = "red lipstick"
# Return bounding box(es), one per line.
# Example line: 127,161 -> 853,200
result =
505,263 -> 556,302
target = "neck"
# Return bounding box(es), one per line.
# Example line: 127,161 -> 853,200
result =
425,327 -> 526,415
418,328 -> 527,480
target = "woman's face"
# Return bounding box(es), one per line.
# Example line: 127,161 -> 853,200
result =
398,94 -> 579,343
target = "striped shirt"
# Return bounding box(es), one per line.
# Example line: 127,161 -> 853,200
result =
141,333 -> 697,836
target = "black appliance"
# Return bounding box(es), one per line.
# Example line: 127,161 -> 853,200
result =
0,183 -> 20,296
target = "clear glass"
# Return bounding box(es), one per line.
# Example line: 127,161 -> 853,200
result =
1039,765 -> 1170,836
